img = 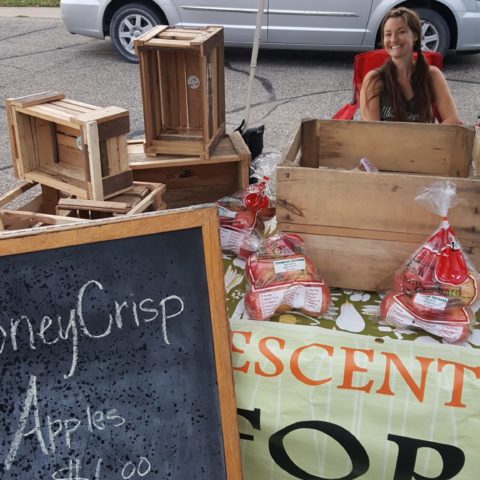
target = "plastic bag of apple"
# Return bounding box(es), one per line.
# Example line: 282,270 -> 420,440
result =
216,153 -> 279,259
381,181 -> 480,344
244,233 -> 331,320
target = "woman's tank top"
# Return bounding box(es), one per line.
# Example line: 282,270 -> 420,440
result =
379,90 -> 422,122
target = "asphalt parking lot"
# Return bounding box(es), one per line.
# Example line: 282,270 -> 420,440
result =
1,10 -> 479,198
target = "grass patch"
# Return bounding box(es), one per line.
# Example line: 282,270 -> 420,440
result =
0,0 -> 60,6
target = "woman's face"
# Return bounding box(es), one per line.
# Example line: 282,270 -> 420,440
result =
383,17 -> 418,59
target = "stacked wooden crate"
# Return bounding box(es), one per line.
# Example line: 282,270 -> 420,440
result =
132,26 -> 250,205
135,25 -> 225,159
3,92 -> 166,230
6,91 -> 133,200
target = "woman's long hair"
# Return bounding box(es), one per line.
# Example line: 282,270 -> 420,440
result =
368,7 -> 433,122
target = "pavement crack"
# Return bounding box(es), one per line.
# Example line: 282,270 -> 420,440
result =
225,61 -> 276,101
227,88 -> 348,116
0,25 -> 58,42
0,41 -> 96,61
446,77 -> 480,85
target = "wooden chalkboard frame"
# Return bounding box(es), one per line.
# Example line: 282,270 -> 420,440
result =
0,205 -> 243,480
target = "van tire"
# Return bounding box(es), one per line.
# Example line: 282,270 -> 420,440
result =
110,3 -> 162,63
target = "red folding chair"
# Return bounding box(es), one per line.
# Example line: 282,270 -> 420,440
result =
332,49 -> 443,120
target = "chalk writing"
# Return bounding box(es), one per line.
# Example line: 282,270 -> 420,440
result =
121,457 -> 152,478
5,374 -> 127,471
52,458 -> 103,480
0,280 -> 185,379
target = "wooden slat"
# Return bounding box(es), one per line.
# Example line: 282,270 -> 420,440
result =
57,144 -> 85,169
129,183 -> 166,214
4,99 -> 20,177
131,160 -> 247,208
8,91 -> 65,108
216,34 -> 225,127
147,139 -> 204,156
276,166 -> 480,239
84,121 -> 104,200
295,233 -> 420,291
312,119 -> 474,176
0,209 -> 82,226
102,170 -> 133,199
301,119 -> 320,168
96,115 -> 130,141
150,50 -> 163,139
40,185 -> 61,215
169,51 -> 182,128
18,193 -> 44,213
159,31 -> 198,40
176,50 -> 188,128
128,135 -> 246,167
145,38 -> 195,49
0,182 -> 37,207
210,51 -> 219,131
57,198 -> 130,213
205,127 -> 226,159
279,222 -> 479,246
52,99 -> 98,113
228,132 -> 250,161
15,105 -> 76,129
472,126 -> 480,177
281,121 -> 303,165
24,171 -> 88,199
56,123 -> 81,137
72,106 -> 129,126
117,135 -> 129,171
106,137 -> 120,174
44,102 -> 85,116
134,25 -> 169,49
139,49 -> 158,146
34,118 -> 57,168
158,50 -> 171,132
185,50 -> 202,129
13,110 -> 38,177
200,55 -> 211,142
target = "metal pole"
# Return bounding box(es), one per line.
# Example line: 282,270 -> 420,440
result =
244,0 -> 265,130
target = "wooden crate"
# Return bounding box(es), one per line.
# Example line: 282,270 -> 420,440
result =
56,182 -> 166,219
277,119 -> 480,292
5,91 -> 133,201
0,181 -> 166,230
135,26 -> 225,159
128,132 -> 250,208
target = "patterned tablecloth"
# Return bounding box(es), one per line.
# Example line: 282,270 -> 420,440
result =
223,254 -> 480,348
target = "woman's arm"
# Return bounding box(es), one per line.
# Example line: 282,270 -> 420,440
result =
429,66 -> 461,125
360,70 -> 382,121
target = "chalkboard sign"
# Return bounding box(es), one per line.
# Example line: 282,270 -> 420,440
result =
0,206 -> 243,480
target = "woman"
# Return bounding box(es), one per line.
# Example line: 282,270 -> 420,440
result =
360,7 -> 460,124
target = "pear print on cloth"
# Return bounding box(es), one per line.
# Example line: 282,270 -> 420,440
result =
336,301 -> 366,332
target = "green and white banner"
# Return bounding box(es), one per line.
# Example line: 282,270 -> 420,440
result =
230,320 -> 480,480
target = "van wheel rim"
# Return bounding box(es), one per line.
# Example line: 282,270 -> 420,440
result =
118,14 -> 154,54
421,20 -> 440,52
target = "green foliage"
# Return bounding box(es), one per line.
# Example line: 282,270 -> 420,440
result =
0,0 -> 60,6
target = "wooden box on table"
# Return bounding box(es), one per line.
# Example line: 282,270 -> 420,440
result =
277,119 -> 480,291
0,181 -> 167,231
5,91 -> 133,201
128,132 -> 250,208
135,25 -> 225,159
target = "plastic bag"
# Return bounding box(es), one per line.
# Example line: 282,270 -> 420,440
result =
380,181 -> 479,344
244,233 -> 331,320
216,182 -> 275,259
250,151 -> 282,200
